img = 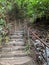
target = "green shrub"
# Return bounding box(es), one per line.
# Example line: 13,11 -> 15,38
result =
0,0 -> 49,22
9,0 -> 49,22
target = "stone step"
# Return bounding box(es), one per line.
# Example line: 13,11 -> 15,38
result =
9,39 -> 24,42
9,39 -> 24,43
9,39 -> 24,41
10,31 -> 24,35
9,39 -> 23,41
10,32 -> 24,35
15,30 -> 24,33
2,46 -> 25,51
9,40 -> 24,43
10,36 -> 23,39
0,51 -> 28,58
6,41 -> 25,46
5,44 -> 26,47
10,37 -> 23,39
0,56 -> 33,65
10,35 -> 23,38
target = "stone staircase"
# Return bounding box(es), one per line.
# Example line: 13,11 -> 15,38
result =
0,30 -> 35,65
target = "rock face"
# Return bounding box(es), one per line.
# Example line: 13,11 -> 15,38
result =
0,23 -> 36,65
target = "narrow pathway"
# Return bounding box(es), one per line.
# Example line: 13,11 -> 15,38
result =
0,21 -> 36,65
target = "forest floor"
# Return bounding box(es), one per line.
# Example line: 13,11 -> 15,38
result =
28,22 -> 49,43
28,22 -> 49,65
